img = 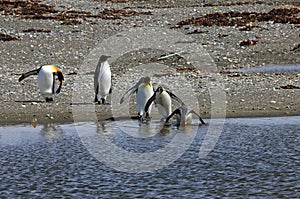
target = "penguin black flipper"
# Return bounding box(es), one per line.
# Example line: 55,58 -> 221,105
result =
19,67 -> 41,82
144,93 -> 156,117
109,74 -> 113,94
52,73 -> 56,94
166,91 -> 185,105
55,71 -> 64,94
94,57 -> 101,96
94,84 -> 99,102
189,110 -> 205,125
165,108 -> 182,123
120,86 -> 138,104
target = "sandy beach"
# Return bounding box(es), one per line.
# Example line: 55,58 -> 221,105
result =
0,0 -> 299,125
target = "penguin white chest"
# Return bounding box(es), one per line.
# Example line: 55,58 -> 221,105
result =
156,92 -> 172,118
137,86 -> 153,115
98,63 -> 111,97
38,66 -> 55,96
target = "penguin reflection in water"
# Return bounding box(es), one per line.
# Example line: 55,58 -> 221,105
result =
120,76 -> 154,121
144,86 -> 184,121
94,55 -> 112,104
165,105 -> 205,126
19,65 -> 64,102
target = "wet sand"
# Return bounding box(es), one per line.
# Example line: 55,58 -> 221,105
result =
0,0 -> 299,125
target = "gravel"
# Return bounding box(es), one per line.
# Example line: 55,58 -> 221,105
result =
0,0 -> 299,125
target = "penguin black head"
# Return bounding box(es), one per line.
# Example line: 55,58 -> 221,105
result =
56,70 -> 64,82
165,105 -> 205,126
155,86 -> 164,94
99,55 -> 111,63
53,66 -> 64,94
144,76 -> 151,85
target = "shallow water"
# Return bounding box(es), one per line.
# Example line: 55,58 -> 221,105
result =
0,117 -> 299,198
227,64 -> 300,73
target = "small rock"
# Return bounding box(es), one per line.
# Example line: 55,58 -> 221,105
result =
270,100 -> 276,104
31,117 -> 38,128
130,22 -> 137,27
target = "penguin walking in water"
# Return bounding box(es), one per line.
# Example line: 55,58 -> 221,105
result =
120,76 -> 154,121
165,105 -> 205,126
144,86 -> 184,120
19,65 -> 64,102
94,55 -> 112,104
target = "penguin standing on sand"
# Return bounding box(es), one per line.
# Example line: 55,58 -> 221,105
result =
94,55 -> 112,104
144,86 -> 184,120
165,105 -> 205,126
120,76 -> 154,121
19,65 -> 64,102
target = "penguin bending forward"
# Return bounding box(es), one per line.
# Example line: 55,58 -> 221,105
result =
94,55 -> 112,104
120,76 -> 154,121
165,105 -> 205,126
19,65 -> 64,102
144,86 -> 184,120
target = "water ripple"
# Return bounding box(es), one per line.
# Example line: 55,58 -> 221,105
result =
0,117 -> 299,197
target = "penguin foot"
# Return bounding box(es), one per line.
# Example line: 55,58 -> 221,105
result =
145,112 -> 151,120
45,97 -> 54,102
96,98 -> 110,105
145,115 -> 151,121
137,114 -> 143,122
163,121 -> 172,127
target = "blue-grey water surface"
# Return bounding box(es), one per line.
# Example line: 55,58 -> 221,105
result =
227,64 -> 300,73
0,117 -> 299,198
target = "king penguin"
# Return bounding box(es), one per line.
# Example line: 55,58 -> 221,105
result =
19,65 -> 64,102
144,86 -> 184,120
94,55 -> 112,104
165,105 -> 205,126
120,76 -> 154,121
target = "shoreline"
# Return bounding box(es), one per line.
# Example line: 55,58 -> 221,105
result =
1,103 -> 299,126
2,112 -> 299,126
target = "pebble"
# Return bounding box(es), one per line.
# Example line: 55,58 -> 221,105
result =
45,114 -> 54,120
1,1 -> 300,123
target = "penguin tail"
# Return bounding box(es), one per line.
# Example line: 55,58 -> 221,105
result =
19,68 -> 40,82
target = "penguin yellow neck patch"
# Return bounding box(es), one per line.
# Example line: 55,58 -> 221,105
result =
140,82 -> 152,88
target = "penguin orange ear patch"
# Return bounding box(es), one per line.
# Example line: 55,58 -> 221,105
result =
51,65 -> 59,72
